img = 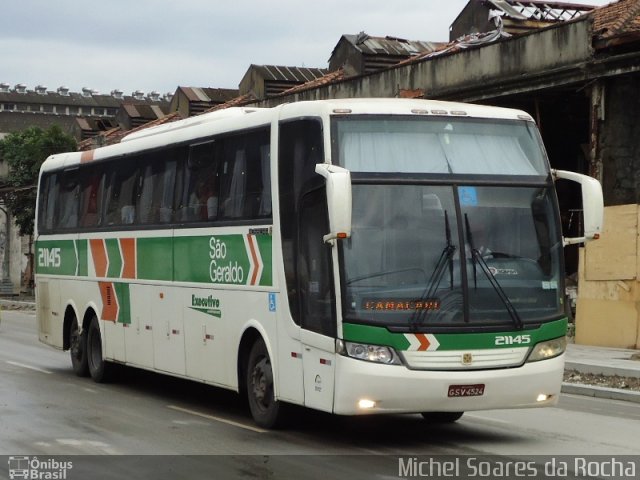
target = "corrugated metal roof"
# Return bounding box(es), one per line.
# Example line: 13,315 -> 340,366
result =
251,65 -> 328,83
340,34 -> 442,57
489,1 -> 595,22
280,69 -> 346,96
179,87 -> 239,103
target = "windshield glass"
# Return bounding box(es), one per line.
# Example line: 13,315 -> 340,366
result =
341,184 -> 564,329
335,116 -> 548,176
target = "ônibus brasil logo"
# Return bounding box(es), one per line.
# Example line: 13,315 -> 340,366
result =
8,456 -> 73,480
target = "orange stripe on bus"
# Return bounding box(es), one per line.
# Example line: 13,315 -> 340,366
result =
120,238 -> 136,279
414,333 -> 431,351
247,235 -> 259,285
80,150 -> 95,163
99,282 -> 118,322
90,239 -> 108,278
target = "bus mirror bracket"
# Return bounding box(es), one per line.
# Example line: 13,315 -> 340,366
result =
552,169 -> 604,246
315,163 -> 352,243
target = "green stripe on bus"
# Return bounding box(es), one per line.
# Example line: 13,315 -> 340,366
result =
137,237 -> 173,281
105,238 -> 122,278
342,323 -> 411,351
76,239 -> 88,276
37,233 -> 274,287
256,235 -> 273,286
342,318 -> 567,351
115,282 -> 131,325
35,240 -> 77,276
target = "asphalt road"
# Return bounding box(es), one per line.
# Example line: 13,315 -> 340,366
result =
1,310 -> 638,479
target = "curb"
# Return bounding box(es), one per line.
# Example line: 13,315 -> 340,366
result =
565,361 -> 640,380
561,382 -> 640,404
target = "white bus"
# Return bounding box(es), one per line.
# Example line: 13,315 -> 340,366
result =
35,99 -> 603,428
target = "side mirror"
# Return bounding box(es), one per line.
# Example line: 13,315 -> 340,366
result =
315,163 -> 352,243
552,169 -> 604,246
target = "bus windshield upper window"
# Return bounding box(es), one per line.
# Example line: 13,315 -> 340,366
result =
335,117 -> 548,176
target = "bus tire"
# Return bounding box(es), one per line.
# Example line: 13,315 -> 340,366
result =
421,411 -> 464,423
86,315 -> 113,383
246,339 -> 283,429
69,315 -> 89,377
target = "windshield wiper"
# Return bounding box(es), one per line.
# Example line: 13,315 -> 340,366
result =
410,210 -> 456,330
464,214 -> 524,330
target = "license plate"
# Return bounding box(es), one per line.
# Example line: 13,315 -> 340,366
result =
448,384 -> 485,397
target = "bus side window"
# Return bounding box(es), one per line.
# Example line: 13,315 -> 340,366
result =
55,170 -> 80,230
79,167 -> 104,228
105,162 -> 140,226
137,154 -> 177,225
178,141 -> 218,223
246,130 -> 271,218
38,173 -> 59,232
159,158 -> 177,223
220,148 -> 246,219
217,128 -> 270,221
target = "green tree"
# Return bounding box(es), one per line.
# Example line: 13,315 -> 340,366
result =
0,125 -> 76,236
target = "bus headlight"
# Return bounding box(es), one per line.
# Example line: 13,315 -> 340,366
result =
336,340 -> 401,365
526,337 -> 567,362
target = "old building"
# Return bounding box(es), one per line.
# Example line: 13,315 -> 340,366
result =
449,0 -> 596,40
169,87 -> 239,117
0,84 -> 170,141
0,85 -> 170,294
329,33 -> 444,76
239,65 -> 328,100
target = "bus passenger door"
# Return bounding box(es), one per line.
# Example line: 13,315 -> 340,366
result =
298,189 -> 336,412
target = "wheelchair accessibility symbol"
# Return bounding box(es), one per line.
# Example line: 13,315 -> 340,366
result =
268,293 -> 277,312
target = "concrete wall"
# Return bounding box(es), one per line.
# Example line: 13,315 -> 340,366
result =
600,76 -> 640,205
259,18 -> 593,107
0,211 -> 23,294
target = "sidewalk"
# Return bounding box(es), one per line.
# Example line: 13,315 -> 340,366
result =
562,343 -> 640,403
3,296 -> 639,403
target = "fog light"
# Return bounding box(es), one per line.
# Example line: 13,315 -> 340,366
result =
536,394 -> 551,402
358,399 -> 376,409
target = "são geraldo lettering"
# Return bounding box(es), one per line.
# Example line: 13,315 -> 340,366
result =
209,237 -> 244,284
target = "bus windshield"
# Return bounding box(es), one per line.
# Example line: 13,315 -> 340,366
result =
341,184 -> 564,329
334,116 -> 548,175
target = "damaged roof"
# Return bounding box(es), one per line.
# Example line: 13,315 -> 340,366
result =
335,33 -> 443,57
488,0 -> 595,22
77,111 -> 182,151
592,0 -> 640,43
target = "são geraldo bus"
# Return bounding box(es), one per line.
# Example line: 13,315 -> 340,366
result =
35,99 -> 603,428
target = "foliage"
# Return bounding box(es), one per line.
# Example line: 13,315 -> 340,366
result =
0,126 -> 76,236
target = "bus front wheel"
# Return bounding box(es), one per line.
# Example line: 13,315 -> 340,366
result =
246,339 -> 283,428
86,315 -> 113,383
69,316 -> 89,377
421,412 -> 464,423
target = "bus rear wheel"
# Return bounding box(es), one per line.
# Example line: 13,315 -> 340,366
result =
246,339 -> 283,429
86,315 -> 113,383
69,316 -> 89,377
421,412 -> 464,423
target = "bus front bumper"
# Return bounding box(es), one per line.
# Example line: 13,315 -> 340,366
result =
333,353 -> 564,415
